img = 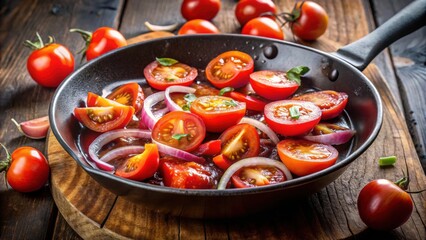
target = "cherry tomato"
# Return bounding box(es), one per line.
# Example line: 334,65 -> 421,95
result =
74,105 -> 135,132
225,91 -> 267,112
151,111 -> 206,152
107,82 -> 144,113
290,1 -> 329,40
235,0 -> 277,26
87,92 -> 129,107
241,17 -> 284,40
2,146 -> 50,192
178,19 -> 220,35
181,0 -> 221,21
192,139 -> 222,156
292,90 -> 348,120
190,95 -> 246,132
250,70 -> 299,100
115,143 -> 160,181
144,59 -> 198,90
277,139 -> 338,176
231,165 -> 286,188
264,100 -> 322,136
25,34 -> 74,88
205,51 -> 254,89
357,179 -> 413,230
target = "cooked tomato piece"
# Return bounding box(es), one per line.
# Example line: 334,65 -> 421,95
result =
277,139 -> 338,176
115,143 -> 160,181
231,165 -> 286,188
205,51 -> 254,89
107,82 -> 144,113
225,91 -> 267,112
264,100 -> 321,136
291,90 -> 348,120
192,139 -> 222,156
151,111 -> 206,152
169,83 -> 220,110
74,105 -> 135,132
87,92 -> 127,107
144,59 -> 198,90
190,96 -> 246,132
250,70 -> 300,100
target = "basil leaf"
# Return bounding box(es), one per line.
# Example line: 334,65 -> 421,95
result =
156,57 -> 179,66
289,106 -> 300,119
224,99 -> 238,107
172,133 -> 188,141
219,87 -> 234,96
184,93 -> 197,103
286,66 -> 310,86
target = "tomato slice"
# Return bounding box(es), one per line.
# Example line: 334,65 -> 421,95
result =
231,165 -> 287,188
74,105 -> 135,132
87,92 -> 127,107
144,59 -> 198,90
225,91 -> 267,112
115,143 -> 160,181
277,139 -> 338,176
190,95 -> 246,132
151,111 -> 206,152
192,139 -> 222,156
205,51 -> 254,89
107,82 -> 144,113
249,70 -> 299,100
291,90 -> 348,120
264,100 -> 321,136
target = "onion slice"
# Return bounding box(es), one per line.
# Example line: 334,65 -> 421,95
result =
152,139 -> 205,164
100,146 -> 145,163
144,21 -> 179,32
302,129 -> 356,145
141,91 -> 165,130
164,86 -> 196,111
217,157 -> 293,190
239,117 -> 279,144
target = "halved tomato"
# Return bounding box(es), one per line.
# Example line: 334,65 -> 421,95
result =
291,90 -> 348,120
115,143 -> 160,181
87,92 -> 126,107
205,51 -> 254,89
107,82 -> 144,113
264,100 -> 321,136
250,70 -> 299,100
192,139 -> 222,156
144,59 -> 198,90
231,165 -> 287,188
225,91 -> 267,112
74,105 -> 135,132
151,111 -> 206,152
190,95 -> 246,132
277,139 -> 338,176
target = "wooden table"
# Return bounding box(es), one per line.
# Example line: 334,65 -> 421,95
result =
0,0 -> 425,239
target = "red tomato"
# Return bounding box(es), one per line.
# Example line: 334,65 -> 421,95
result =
3,146 -> 50,192
151,111 -> 206,152
115,143 -> 160,181
250,70 -> 299,100
26,40 -> 74,88
357,179 -> 413,230
74,105 -> 135,132
181,0 -> 221,21
107,82 -> 144,113
190,96 -> 246,132
290,1 -> 328,40
178,19 -> 220,35
235,0 -> 277,26
205,51 -> 254,89
87,92 -> 128,107
231,165 -> 286,188
264,100 -> 321,136
277,139 -> 338,176
192,140 -> 222,156
143,59 -> 198,90
241,17 -> 284,40
225,91 -> 267,112
291,90 -> 348,120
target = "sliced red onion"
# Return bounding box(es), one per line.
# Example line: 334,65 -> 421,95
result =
100,146 -> 145,163
217,157 -> 293,190
239,117 -> 279,144
152,139 -> 205,164
88,129 -> 152,171
141,91 -> 165,130
302,130 -> 356,145
164,86 -> 196,111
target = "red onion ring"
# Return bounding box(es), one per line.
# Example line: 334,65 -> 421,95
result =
152,139 -> 205,164
100,146 -> 145,163
239,117 -> 280,144
164,86 -> 196,111
141,91 -> 165,130
302,130 -> 356,145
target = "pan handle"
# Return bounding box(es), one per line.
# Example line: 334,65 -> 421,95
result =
333,0 -> 426,71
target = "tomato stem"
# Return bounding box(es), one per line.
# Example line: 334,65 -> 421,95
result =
23,32 -> 54,50
394,177 -> 410,191
0,143 -> 11,172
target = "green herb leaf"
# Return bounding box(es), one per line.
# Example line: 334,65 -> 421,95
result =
219,87 -> 234,96
286,66 -> 310,86
172,133 -> 188,141
289,106 -> 300,119
156,57 -> 179,66
224,99 -> 238,107
184,93 -> 197,103
379,156 -> 397,167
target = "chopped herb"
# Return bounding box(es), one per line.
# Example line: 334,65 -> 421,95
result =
165,77 -> 176,82
286,66 -> 310,86
224,99 -> 238,107
379,156 -> 397,167
219,87 -> 234,96
156,57 -> 178,66
172,133 -> 188,141
289,106 -> 300,119
184,93 -> 197,103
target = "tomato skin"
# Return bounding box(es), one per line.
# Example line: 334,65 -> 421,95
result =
357,179 -> 413,230
115,144 -> 160,181
7,147 -> 50,192
144,60 -> 198,90
74,105 -> 135,132
107,82 -> 144,113
241,17 -> 284,40
235,0 -> 277,26
231,165 -> 286,188
178,19 -> 220,35
277,139 -> 338,176
292,91 -> 348,120
27,43 -> 75,88
86,27 -> 127,60
181,0 -> 221,21
225,91 -> 267,112
291,1 -> 328,41
250,70 -> 299,100
192,140 -> 222,156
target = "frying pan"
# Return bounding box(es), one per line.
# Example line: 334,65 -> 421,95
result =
49,1 -> 426,218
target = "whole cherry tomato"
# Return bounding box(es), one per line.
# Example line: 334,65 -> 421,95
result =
235,0 -> 277,26
357,178 -> 413,230
71,27 -> 127,61
242,17 -> 284,40
287,1 -> 329,40
181,0 -> 221,21
178,19 -> 220,35
24,33 -> 74,88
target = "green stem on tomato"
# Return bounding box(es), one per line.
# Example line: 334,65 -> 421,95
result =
23,32 -> 54,50
394,177 -> 409,191
0,143 -> 11,172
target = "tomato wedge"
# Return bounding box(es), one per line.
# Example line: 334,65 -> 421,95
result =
192,139 -> 222,156
87,92 -> 126,107
151,111 -> 206,152
264,100 -> 321,136
205,51 -> 254,89
107,82 -> 144,113
225,91 -> 267,112
190,95 -> 246,132
277,139 -> 338,176
115,143 -> 160,181
291,90 -> 348,120
250,70 -> 299,100
231,165 -> 287,188
144,59 -> 198,90
74,105 -> 135,132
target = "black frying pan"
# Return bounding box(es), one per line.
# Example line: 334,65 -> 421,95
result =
49,0 -> 426,218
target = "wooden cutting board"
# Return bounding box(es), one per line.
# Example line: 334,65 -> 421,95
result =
46,32 -> 426,239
